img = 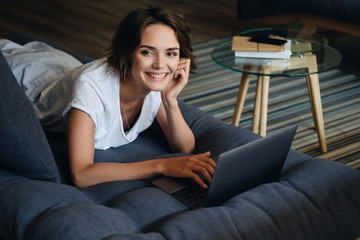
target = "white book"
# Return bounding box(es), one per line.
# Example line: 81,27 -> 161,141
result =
234,39 -> 292,59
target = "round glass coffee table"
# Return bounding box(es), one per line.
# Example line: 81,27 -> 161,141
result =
211,28 -> 342,152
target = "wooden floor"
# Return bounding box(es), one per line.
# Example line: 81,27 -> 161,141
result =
0,0 -> 262,59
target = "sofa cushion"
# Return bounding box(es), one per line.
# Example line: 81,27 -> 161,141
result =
0,51 -> 60,182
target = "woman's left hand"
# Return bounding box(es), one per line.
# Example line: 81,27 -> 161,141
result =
162,58 -> 190,104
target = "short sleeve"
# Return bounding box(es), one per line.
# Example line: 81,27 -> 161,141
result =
63,77 -> 103,128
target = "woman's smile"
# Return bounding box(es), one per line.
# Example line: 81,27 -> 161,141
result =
146,72 -> 169,80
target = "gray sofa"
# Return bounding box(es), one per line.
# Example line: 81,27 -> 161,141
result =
1,33 -> 360,240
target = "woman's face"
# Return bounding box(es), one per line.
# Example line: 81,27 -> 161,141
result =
130,23 -> 180,93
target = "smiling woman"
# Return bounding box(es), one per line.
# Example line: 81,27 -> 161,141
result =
129,24 -> 181,93
1,6 -> 216,189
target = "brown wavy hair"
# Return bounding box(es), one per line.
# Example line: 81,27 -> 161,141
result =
106,6 -> 196,80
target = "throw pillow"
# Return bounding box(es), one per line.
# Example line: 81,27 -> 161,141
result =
0,52 -> 60,182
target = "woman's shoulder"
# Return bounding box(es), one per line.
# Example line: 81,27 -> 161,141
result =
77,58 -> 108,76
70,58 -> 119,106
72,58 -> 117,85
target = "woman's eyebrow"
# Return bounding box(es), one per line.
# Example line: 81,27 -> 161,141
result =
138,45 -> 179,51
168,47 -> 180,51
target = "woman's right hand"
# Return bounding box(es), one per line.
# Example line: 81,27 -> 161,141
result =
157,151 -> 216,188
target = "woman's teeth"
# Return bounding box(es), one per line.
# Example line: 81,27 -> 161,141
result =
148,73 -> 167,78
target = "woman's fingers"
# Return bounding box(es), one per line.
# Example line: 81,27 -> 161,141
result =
176,58 -> 190,80
189,172 -> 208,189
184,152 -> 216,188
162,58 -> 191,100
161,151 -> 216,188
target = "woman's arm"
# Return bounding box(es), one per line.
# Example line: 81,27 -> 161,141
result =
67,108 -> 215,188
156,58 -> 195,153
156,102 -> 195,153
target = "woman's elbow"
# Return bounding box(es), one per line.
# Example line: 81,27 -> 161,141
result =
172,141 -> 195,154
71,171 -> 92,188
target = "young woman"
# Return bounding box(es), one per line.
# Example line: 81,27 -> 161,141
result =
31,7 -> 216,188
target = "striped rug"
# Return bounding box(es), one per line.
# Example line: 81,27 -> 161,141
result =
180,37 -> 360,169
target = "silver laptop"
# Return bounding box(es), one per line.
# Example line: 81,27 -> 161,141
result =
152,125 -> 297,209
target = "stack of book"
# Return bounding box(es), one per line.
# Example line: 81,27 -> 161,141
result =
232,36 -> 292,59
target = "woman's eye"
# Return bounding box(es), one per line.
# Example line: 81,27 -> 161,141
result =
168,52 -> 178,57
141,50 -> 153,55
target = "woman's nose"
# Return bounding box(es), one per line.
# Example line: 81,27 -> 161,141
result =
152,54 -> 165,69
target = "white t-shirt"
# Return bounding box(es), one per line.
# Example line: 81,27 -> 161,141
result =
34,58 -> 162,150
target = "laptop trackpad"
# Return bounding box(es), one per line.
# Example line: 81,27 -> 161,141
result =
152,177 -> 192,194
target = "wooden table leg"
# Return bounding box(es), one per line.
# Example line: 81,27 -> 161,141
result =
253,66 -> 271,137
306,73 -> 327,152
252,75 -> 262,134
306,76 -> 319,132
306,55 -> 327,153
259,75 -> 270,137
232,73 -> 251,126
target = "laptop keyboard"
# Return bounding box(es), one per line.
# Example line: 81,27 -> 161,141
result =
172,184 -> 208,209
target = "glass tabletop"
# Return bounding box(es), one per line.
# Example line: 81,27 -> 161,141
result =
211,28 -> 342,77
